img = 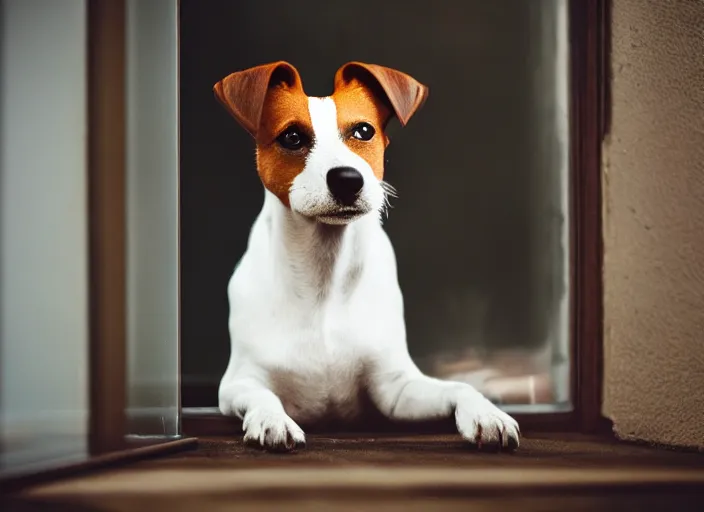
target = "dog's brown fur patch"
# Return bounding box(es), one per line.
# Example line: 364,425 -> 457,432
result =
255,84 -> 313,206
332,81 -> 391,181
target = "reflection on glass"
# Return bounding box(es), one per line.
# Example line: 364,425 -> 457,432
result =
180,0 -> 572,412
125,0 -> 180,439
410,0 -> 572,412
0,0 -> 89,476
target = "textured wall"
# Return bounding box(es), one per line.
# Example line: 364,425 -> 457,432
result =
603,0 -> 704,448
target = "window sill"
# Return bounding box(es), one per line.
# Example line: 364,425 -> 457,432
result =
7,435 -> 704,511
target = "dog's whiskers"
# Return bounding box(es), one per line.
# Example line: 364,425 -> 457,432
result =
379,181 -> 398,220
380,181 -> 398,199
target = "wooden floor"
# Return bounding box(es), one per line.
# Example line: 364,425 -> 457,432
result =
3,435 -> 704,511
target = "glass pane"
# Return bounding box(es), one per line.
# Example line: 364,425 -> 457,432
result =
125,0 -> 180,439
181,0 -> 571,413
0,0 -> 89,476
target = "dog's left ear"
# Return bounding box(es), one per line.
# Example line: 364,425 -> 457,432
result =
334,62 -> 429,126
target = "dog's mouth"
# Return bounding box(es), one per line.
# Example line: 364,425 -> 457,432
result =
315,208 -> 367,225
326,209 -> 364,218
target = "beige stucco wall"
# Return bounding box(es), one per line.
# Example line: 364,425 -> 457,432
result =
602,0 -> 704,448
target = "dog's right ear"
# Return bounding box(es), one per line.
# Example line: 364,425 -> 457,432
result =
334,62 -> 429,127
213,62 -> 302,139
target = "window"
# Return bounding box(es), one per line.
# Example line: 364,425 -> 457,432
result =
0,0 -> 609,488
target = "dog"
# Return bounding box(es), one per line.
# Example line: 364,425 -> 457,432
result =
213,61 -> 520,451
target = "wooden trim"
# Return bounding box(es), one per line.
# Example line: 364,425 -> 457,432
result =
87,0 -> 128,455
569,0 -> 612,435
176,0 -> 184,438
0,438 -> 197,494
180,0 -> 613,436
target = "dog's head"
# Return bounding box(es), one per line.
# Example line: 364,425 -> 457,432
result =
213,62 -> 428,225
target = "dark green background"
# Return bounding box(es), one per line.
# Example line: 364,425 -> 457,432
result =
179,0 -> 567,405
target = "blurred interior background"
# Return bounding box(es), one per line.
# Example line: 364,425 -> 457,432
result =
179,0 -> 571,410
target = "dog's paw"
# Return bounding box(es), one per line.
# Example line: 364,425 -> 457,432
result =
455,392 -> 520,450
242,408 -> 306,452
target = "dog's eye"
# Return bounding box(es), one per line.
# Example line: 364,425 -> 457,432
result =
277,126 -> 308,151
351,123 -> 375,141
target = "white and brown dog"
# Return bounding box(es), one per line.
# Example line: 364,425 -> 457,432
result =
213,61 -> 520,451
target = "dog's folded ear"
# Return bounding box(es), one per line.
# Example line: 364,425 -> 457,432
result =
334,62 -> 429,127
214,62 -> 303,138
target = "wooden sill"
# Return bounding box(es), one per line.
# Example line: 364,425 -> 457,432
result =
6,435 -> 704,511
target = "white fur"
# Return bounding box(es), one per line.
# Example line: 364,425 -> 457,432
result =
218,96 -> 520,451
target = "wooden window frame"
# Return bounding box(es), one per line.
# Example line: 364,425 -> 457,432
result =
565,0 -> 612,435
87,0 -> 129,457
88,0 -> 192,454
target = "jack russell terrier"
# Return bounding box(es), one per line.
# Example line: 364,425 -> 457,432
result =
213,61 -> 520,451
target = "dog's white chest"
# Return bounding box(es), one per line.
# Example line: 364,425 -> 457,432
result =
241,299 -> 376,425
221,196 -> 404,426
269,344 -> 366,425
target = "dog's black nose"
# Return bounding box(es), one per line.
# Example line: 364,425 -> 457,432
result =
326,167 -> 364,206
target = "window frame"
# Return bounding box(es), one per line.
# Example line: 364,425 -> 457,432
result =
1,0 -> 611,493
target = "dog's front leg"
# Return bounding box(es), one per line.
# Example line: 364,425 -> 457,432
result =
369,358 -> 520,449
219,377 -> 306,451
